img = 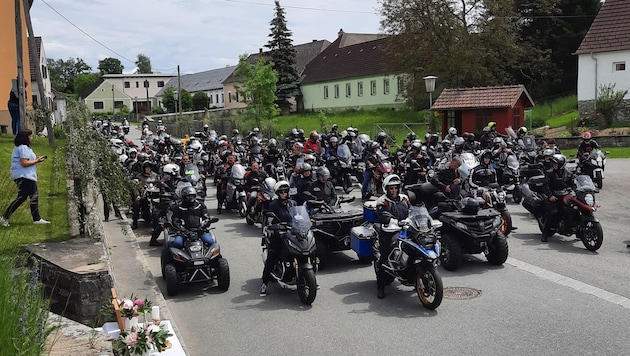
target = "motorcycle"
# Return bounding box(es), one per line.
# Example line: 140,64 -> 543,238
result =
224,163 -> 248,217
262,204 -> 318,305
246,177 -> 276,227
182,163 -> 206,201
436,198 -> 508,271
497,153 -> 522,203
371,206 -> 444,309
141,182 -> 161,226
522,174 -> 603,251
366,159 -> 394,197
577,149 -> 607,189
474,183 -> 513,236
327,144 -> 355,193
160,217 -> 229,296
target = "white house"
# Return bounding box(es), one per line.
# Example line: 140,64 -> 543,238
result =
575,0 -> 630,118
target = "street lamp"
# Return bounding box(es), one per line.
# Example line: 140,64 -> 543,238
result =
134,96 -> 138,121
144,80 -> 150,115
423,75 -> 438,133
173,90 -> 179,117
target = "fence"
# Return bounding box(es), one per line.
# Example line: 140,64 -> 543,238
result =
373,122 -> 429,147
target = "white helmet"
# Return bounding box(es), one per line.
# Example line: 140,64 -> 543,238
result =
448,127 -> 457,135
382,174 -> 402,193
118,154 -> 128,164
189,140 -> 202,151
163,163 -> 180,176
274,180 -> 290,195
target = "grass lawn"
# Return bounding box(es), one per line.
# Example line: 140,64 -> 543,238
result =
561,147 -> 630,159
0,134 -> 69,251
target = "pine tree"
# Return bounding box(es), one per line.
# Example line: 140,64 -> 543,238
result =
266,0 -> 301,114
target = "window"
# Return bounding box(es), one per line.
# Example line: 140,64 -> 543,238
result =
124,81 -> 130,88
397,77 -> 404,94
236,92 -> 239,102
94,101 -> 104,109
370,80 -> 377,96
513,108 -> 521,129
324,85 -> 329,99
614,62 -> 626,71
157,81 -> 165,87
346,83 -> 351,97
228,92 -> 232,103
136,81 -> 139,88
383,79 -> 390,95
334,84 -> 340,98
358,82 -> 363,97
209,94 -> 213,104
41,65 -> 48,79
143,80 -> 149,88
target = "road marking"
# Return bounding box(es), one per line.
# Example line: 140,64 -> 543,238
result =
507,257 -> 630,309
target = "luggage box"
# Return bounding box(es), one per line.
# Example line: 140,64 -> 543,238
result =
527,175 -> 546,194
351,226 -> 377,257
522,195 -> 543,215
363,201 -> 379,223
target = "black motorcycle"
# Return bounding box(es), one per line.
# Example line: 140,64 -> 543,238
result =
160,217 -> 229,296
436,198 -> 508,271
372,206 -> 444,309
522,174 -> 603,251
263,204 -> 318,305
327,143 -> 355,193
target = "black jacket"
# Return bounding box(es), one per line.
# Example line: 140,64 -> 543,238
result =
308,179 -> 337,206
171,201 -> 209,232
268,198 -> 297,224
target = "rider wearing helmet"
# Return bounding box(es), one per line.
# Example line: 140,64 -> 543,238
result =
517,126 -> 528,138
445,127 -> 458,143
469,150 -> 497,194
430,156 -> 462,200
295,163 -> 314,205
260,180 -> 297,297
375,174 -> 410,299
170,186 -> 216,248
304,130 -> 321,155
376,131 -> 389,150
131,161 -> 159,229
541,154 -> 573,242
577,131 -> 600,164
362,141 -> 382,200
480,126 -> 495,149
309,167 -> 336,207
216,152 -> 236,214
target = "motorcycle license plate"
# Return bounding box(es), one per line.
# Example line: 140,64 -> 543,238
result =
289,188 -> 297,195
193,261 -> 204,266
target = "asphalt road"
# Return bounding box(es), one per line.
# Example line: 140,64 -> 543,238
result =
132,131 -> 630,355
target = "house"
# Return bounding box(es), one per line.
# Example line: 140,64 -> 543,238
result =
300,30 -> 405,111
575,0 -> 630,119
81,73 -> 176,115
29,37 -> 54,115
222,39 -> 331,111
431,85 -> 535,137
156,65 -> 237,109
52,89 -> 67,125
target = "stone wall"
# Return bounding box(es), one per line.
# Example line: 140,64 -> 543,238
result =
578,99 -> 630,122
552,135 -> 630,150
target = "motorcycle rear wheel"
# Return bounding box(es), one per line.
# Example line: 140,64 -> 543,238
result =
485,233 -> 509,265
297,269 -> 317,305
415,265 -> 443,310
165,264 -> 179,296
216,258 -> 230,291
580,221 -> 603,251
439,233 -> 462,271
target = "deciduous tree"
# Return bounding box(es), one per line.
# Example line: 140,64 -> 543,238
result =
234,54 -> 280,126
135,54 -> 153,74
47,57 -> 91,93
98,57 -> 124,74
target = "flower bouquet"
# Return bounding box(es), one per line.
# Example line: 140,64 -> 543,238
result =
113,322 -> 173,356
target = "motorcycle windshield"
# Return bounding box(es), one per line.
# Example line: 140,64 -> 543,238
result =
231,164 -> 246,179
505,127 -> 517,139
574,175 -> 596,192
338,144 -> 352,161
289,204 -> 313,235
184,163 -> 200,183
408,206 -> 431,232
507,155 -> 519,170
522,136 -> 536,151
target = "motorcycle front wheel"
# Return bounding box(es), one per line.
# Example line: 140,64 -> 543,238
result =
580,220 -> 603,251
415,265 -> 443,310
594,171 -> 603,189
238,197 -> 247,218
499,210 -> 513,236
297,269 -> 317,305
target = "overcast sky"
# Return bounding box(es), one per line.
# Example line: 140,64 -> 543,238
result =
30,0 -> 383,75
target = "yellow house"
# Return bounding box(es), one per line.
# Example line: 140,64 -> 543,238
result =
0,1 -> 33,133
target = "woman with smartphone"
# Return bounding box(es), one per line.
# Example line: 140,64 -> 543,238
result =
0,129 -> 50,227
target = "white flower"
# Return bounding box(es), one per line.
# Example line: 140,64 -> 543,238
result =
146,323 -> 162,334
122,299 -> 134,310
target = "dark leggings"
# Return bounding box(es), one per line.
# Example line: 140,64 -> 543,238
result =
2,178 -> 41,221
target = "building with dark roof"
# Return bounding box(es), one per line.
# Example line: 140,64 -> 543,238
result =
157,65 -> 237,109
300,30 -> 405,111
575,0 -> 630,118
431,85 -> 534,136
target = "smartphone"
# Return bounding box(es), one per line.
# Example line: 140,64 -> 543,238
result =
41,156 -> 48,161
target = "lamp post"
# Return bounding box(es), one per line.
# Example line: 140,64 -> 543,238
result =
423,75 -> 438,133
134,96 -> 138,122
173,90 -> 179,118
144,80 -> 150,115
112,84 -> 116,118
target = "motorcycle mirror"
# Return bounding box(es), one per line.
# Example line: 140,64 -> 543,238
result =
210,217 -> 219,224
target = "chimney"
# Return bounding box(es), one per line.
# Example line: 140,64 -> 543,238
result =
338,29 -> 344,38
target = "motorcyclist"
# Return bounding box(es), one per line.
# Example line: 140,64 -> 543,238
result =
170,186 -> 215,248
538,148 -> 555,171
375,174 -> 410,299
361,141 -> 381,200
431,156 -> 462,200
468,150 -> 497,196
294,163 -> 314,205
149,162 -> 182,246
260,180 -> 297,297
309,167 -> 337,208
462,132 -> 480,153
216,152 -> 236,214
304,130 -> 322,156
131,161 -> 159,229
230,129 -> 241,145
541,154 -> 574,242
480,126 -> 495,150
444,127 -> 458,143
244,159 -> 268,195
404,141 -> 430,184
376,131 -> 390,151
577,131 -> 600,164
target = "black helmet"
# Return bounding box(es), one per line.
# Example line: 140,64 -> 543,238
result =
331,124 -> 338,131
376,131 -> 387,142
316,167 -> 330,179
461,197 -> 479,215
480,150 -> 493,161
551,154 -> 566,169
482,126 -> 491,133
181,186 -> 197,205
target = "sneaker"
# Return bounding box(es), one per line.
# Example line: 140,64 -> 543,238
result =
33,219 -> 50,225
259,283 -> 268,297
0,217 -> 9,227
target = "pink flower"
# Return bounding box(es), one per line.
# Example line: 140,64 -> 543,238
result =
134,299 -> 144,307
122,299 -> 134,310
124,332 -> 139,347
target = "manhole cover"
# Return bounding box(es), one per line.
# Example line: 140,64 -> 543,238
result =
443,287 -> 482,300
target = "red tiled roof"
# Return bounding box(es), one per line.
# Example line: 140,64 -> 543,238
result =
575,0 -> 630,54
431,85 -> 534,110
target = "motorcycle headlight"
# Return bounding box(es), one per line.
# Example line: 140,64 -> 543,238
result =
189,245 -> 202,252
591,159 -> 597,166
585,194 -> 595,207
497,191 -> 506,201
493,216 -> 502,228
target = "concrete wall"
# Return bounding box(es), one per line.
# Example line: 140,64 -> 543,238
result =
553,135 -> 630,150
578,51 -> 630,102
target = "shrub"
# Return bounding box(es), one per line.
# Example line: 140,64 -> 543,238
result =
597,84 -> 628,127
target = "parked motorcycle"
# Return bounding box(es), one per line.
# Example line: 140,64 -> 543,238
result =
474,183 -> 513,236
436,198 -> 508,271
577,149 -> 607,189
371,206 -> 443,309
224,163 -> 248,217
246,177 -> 276,226
160,217 -> 229,296
262,204 -> 318,305
497,153 -> 522,203
522,174 -> 603,251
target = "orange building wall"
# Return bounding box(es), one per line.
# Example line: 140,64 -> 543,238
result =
0,1 -> 33,130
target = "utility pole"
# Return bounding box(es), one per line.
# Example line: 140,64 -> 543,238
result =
14,0 -> 27,130
25,0 -> 54,146
177,65 -> 182,123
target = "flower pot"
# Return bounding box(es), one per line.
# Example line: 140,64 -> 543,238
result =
124,316 -> 139,331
